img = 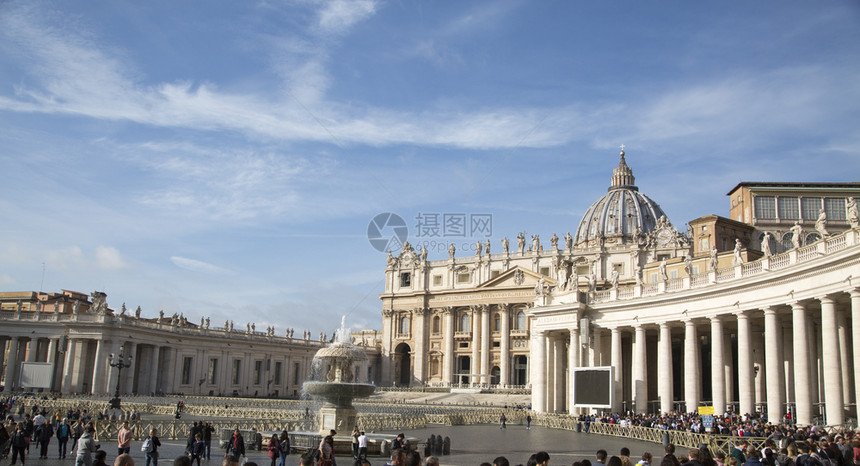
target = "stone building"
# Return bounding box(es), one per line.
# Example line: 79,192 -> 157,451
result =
0,290 -> 381,397
379,151 -> 860,425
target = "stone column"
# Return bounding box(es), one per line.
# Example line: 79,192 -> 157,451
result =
792,302 -> 812,425
820,295 -> 844,425
611,327 -> 622,412
633,324 -> 647,413
711,316 -> 726,416
91,339 -> 109,394
3,338 -> 21,393
851,289 -> 860,421
545,335 -> 555,411
105,341 -> 121,396
413,308 -> 428,385
61,338 -> 77,394
568,327 -> 579,414
724,332 -> 734,407
531,330 -> 547,412
764,307 -> 784,422
658,322 -> 673,414
443,309 -> 455,385
684,320 -> 700,412
149,346 -> 161,395
837,309 -> 852,410
592,328 -> 602,366
27,338 -> 39,362
381,310 -> 393,385
553,337 -> 565,412
471,308 -> 480,386
123,342 -> 138,394
737,311 -> 754,416
481,306 -> 491,385
500,306 -> 511,387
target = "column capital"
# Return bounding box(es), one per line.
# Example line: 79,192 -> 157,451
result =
709,315 -> 724,323
818,295 -> 838,305
849,288 -> 860,299
791,301 -> 806,312
413,308 -> 430,316
763,306 -> 778,316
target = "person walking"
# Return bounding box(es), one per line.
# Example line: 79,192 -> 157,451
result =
277,431 -> 290,466
142,428 -> 161,466
499,413 -> 507,429
117,421 -> 133,456
75,425 -> 100,466
56,419 -> 70,459
266,435 -> 280,466
351,427 -> 360,459
191,434 -> 205,466
36,421 -> 52,459
226,429 -> 245,461
201,422 -> 214,461
10,423 -> 27,466
526,414 -> 532,430
357,432 -> 368,461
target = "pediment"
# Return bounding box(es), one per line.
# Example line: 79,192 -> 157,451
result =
477,266 -> 555,289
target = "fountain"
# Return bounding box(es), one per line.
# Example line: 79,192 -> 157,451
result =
303,316 -> 376,435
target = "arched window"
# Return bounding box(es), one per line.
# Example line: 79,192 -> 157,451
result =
493,313 -> 501,332
432,315 -> 441,334
399,315 -> 410,335
806,232 -> 821,245
515,310 -> 526,330
460,313 -> 471,332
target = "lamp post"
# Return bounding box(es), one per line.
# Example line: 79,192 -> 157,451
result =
108,345 -> 133,410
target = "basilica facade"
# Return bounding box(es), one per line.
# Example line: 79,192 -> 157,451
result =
380,151 -> 860,425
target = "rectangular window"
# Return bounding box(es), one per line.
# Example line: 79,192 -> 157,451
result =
539,267 -> 550,276
576,265 -> 590,276
254,360 -> 263,385
670,270 -> 678,279
824,198 -> 846,220
700,238 -> 709,250
208,359 -> 218,385
490,270 -> 500,279
801,197 -> 821,220
232,359 -> 241,385
754,196 -> 776,219
457,273 -> 470,283
181,356 -> 193,385
399,272 -> 411,287
692,265 -> 700,275
492,341 -> 500,348
432,275 -> 442,286
777,197 -> 799,220
274,361 -> 282,385
459,342 -> 469,348
650,273 -> 657,283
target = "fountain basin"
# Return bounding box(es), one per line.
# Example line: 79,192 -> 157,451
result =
303,382 -> 376,408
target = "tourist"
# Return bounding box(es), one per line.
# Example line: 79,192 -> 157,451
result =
500,413 -> 507,429
191,434 -> 205,466
35,418 -> 53,459
774,448 -> 793,466
174,456 -> 191,466
202,423 -> 215,460
114,453 -> 135,466
75,425 -> 100,466
534,452 -> 550,466
743,448 -> 763,466
57,419 -> 70,459
143,428 -> 161,466
687,449 -> 704,466
267,435 -> 280,466
318,435 -> 334,466
299,453 -> 314,466
639,453 -> 653,466
404,451 -> 421,466
117,421 -> 133,456
94,450 -> 109,466
357,432 -> 368,460
596,450 -> 608,466
392,434 -> 405,452
424,457 -> 439,466
608,456 -> 623,466
494,456 -> 510,466
732,441 -> 747,464
10,423 -> 27,466
71,420 -> 84,453
715,452 -> 726,466
386,448 -> 404,466
278,430 -> 291,466
352,427 -> 360,459
226,429 -> 245,460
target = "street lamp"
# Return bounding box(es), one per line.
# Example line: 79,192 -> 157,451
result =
108,345 -> 133,410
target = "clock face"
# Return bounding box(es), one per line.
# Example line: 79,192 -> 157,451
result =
657,229 -> 672,245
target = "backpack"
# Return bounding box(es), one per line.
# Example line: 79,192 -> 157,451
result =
141,437 -> 153,453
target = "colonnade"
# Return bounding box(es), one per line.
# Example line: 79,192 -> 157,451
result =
531,290 -> 860,426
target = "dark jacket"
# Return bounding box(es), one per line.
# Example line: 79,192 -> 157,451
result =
227,434 -> 245,457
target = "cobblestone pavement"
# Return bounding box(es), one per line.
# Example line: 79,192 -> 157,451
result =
10,425 -> 681,466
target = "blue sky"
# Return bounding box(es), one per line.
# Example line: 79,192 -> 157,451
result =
1,1 -> 859,335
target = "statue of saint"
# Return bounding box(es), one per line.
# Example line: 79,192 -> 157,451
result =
502,236 -> 510,254
200,317 -> 205,328
815,208 -> 830,237
205,317 -> 210,329
610,270 -> 619,289
229,321 -> 234,332
565,232 -> 573,250
53,301 -> 60,313
420,246 -> 428,262
550,233 -> 559,250
73,300 -> 80,315
761,233 -> 773,257
516,232 -> 526,254
159,309 -> 164,320
848,197 -> 859,228
485,239 -> 491,255
790,222 -> 803,249
134,306 -> 141,319
659,259 -> 668,282
475,241 -> 482,256
531,234 -> 540,252
448,243 -> 456,259
251,323 -> 256,333
733,239 -> 744,265
120,303 -> 127,316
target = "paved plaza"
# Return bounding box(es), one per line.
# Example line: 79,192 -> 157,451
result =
14,424 -> 679,466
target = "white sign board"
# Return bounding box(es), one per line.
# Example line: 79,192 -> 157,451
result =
19,362 -> 54,389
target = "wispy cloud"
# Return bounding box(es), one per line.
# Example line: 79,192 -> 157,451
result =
95,246 -> 127,270
317,0 -> 377,35
170,256 -> 233,275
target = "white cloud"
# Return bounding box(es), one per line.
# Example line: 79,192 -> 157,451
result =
0,274 -> 16,286
170,256 -> 233,275
95,246 -> 126,270
317,0 -> 376,35
43,246 -> 86,271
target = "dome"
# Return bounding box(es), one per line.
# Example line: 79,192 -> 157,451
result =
574,151 -> 667,247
